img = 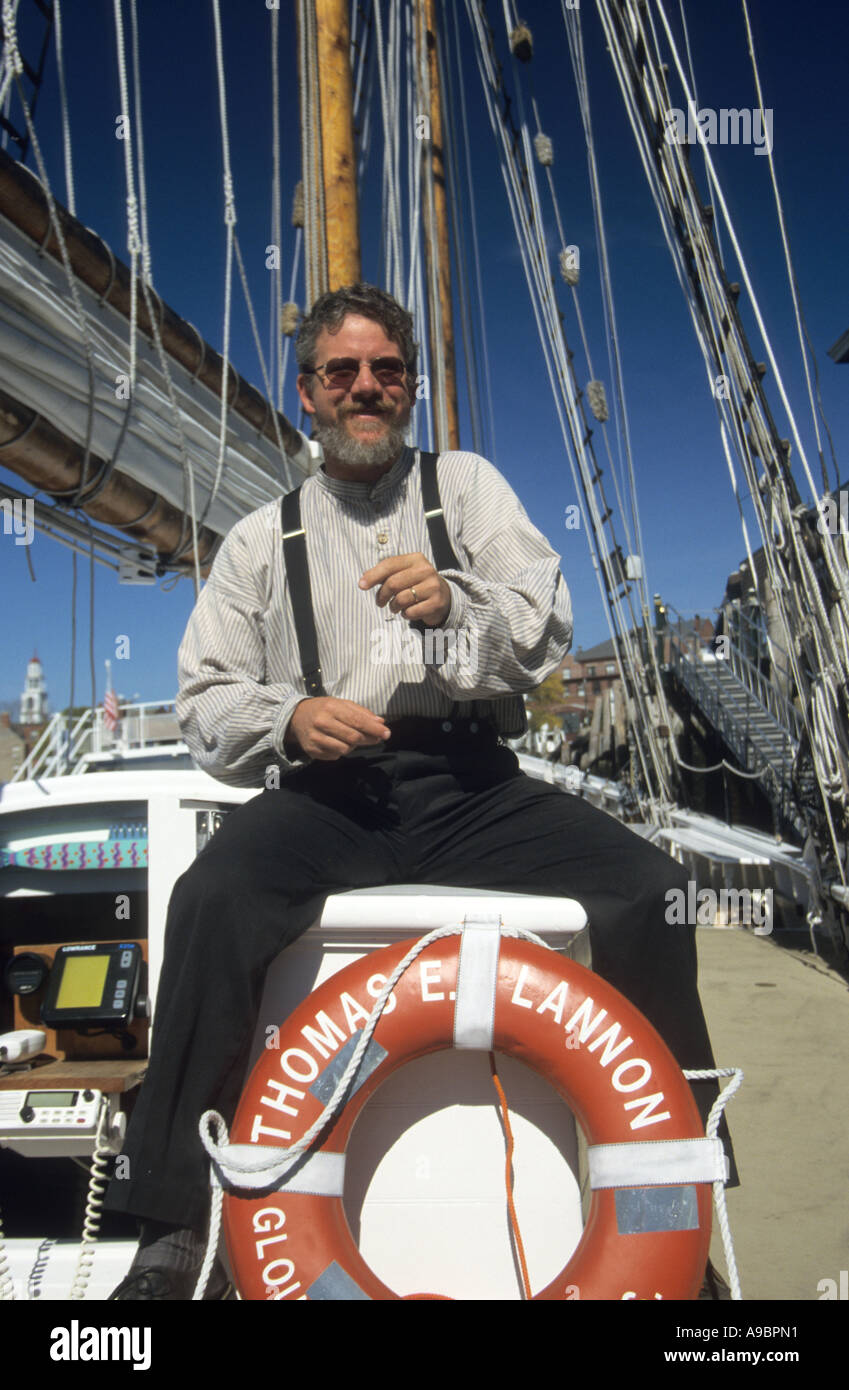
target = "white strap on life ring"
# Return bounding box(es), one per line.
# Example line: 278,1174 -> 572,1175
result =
210,1141 -> 346,1197
588,1138 -> 729,1189
453,913 -> 503,1050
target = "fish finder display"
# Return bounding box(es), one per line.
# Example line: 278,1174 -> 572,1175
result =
55,955 -> 110,1011
40,943 -> 142,1028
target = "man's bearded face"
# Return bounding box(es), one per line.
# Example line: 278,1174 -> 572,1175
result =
296,315 -> 413,480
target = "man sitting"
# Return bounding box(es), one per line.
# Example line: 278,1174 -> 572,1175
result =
107,283 -> 732,1298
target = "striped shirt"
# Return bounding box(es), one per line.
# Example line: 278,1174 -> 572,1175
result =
177,446 -> 573,786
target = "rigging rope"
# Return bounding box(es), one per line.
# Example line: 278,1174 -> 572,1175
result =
68,546 -> 77,771
373,0 -> 402,302
53,0 -> 75,217
113,0 -> 202,589
354,1 -> 377,186
404,0 -> 422,313
299,0 -> 327,301
232,233 -> 289,469
279,225 -> 303,418
128,0 -> 152,286
437,1 -> 483,455
512,0 -> 648,631
650,0 -> 849,731
470,0 -> 676,813
269,0 -> 283,410
207,0 -> 237,534
739,0 -> 838,494
652,0 -> 840,546
677,0 -> 724,269
416,0 -> 448,449
562,1 -> 651,607
448,0 -> 498,462
0,0 -> 21,113
208,2 -> 299,487
112,0 -> 141,388
6,9 -> 128,529
88,516 -> 96,715
3,0 -> 97,514
595,0 -> 849,868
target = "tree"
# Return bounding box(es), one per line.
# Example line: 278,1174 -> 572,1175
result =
525,671 -> 566,733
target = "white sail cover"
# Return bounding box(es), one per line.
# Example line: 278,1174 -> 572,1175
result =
0,212 -> 315,537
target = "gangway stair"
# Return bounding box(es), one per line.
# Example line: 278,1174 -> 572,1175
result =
668,630 -> 803,836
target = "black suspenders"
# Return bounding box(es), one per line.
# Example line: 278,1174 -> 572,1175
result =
280,451 -> 449,699
418,449 -> 460,571
281,486 -> 325,697
279,450 -> 526,735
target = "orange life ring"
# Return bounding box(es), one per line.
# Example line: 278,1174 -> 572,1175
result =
223,935 -> 713,1300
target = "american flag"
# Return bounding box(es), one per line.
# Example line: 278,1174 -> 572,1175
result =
103,672 -> 120,733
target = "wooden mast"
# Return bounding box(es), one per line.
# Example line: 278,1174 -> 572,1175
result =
416,0 -> 459,450
312,0 -> 361,290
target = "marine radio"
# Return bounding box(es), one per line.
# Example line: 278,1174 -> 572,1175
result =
0,1086 -> 126,1157
39,942 -> 145,1031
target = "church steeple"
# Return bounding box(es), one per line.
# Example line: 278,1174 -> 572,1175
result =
20,652 -> 48,726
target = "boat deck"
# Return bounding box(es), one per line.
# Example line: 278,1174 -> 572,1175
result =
697,926 -> 849,1301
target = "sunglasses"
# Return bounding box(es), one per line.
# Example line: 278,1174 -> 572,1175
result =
304,356 -> 410,390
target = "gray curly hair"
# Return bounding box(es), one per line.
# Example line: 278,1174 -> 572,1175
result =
295,283 -> 418,387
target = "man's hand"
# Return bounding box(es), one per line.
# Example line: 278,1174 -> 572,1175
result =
360,553 -> 452,627
285,697 -> 391,761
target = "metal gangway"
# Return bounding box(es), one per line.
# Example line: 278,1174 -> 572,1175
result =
667,611 -> 803,832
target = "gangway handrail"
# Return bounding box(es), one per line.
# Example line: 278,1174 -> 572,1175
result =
668,638 -> 803,832
669,637 -> 797,762
668,620 -> 801,743
729,603 -> 794,672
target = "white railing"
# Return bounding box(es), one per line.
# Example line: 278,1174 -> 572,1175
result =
11,701 -> 180,781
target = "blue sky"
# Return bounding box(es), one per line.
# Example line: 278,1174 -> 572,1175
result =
0,0 -> 847,715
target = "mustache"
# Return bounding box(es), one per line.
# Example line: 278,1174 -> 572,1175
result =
339,403 -> 393,417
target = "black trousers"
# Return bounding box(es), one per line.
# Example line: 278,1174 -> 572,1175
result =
106,728 -> 736,1230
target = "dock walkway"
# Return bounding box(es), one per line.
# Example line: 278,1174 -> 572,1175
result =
697,927 -> 849,1301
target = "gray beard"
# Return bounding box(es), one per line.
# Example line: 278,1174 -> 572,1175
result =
313,416 -> 407,470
